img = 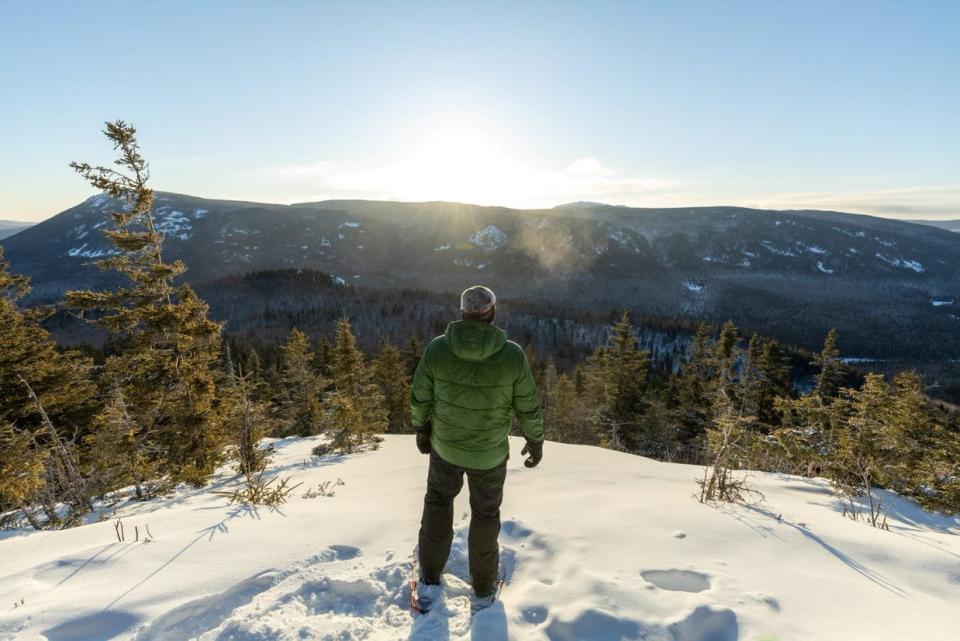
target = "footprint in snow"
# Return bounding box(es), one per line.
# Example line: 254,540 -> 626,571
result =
640,569 -> 711,593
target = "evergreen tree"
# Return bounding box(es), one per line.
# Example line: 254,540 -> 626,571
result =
755,339 -> 792,426
739,335 -> 792,431
813,329 -> 843,399
698,396 -> 757,503
739,334 -> 764,416
0,249 -> 95,442
85,388 -> 156,499
772,329 -> 847,476
67,121 -> 222,486
545,374 -> 586,443
0,249 -> 96,525
540,356 -> 560,410
711,320 -> 741,405
221,361 -> 274,476
581,312 -> 652,451
0,421 -> 47,529
673,323 -> 713,443
883,371 -> 959,513
573,366 -> 586,397
277,327 -> 324,436
830,374 -> 891,526
606,312 -> 652,451
324,318 -> 388,450
330,318 -> 365,391
372,339 -> 412,433
524,344 -> 545,389
401,336 -> 423,377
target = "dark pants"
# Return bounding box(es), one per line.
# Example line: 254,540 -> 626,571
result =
418,450 -> 507,597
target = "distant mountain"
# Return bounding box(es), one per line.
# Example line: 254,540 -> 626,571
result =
910,219 -> 960,233
0,220 -> 32,240
3,192 -> 960,359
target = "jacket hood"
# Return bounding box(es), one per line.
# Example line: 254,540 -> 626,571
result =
444,320 -> 507,362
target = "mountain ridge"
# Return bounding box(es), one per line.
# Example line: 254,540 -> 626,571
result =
3,192 -> 959,358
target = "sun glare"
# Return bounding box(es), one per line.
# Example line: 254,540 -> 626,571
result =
401,125 -> 523,204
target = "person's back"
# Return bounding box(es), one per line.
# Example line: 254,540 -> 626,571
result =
410,285 -> 544,614
414,317 -> 541,470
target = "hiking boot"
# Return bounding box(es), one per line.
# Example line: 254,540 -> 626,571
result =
417,580 -> 443,613
470,592 -> 497,615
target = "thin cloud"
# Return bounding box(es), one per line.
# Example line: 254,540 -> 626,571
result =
745,185 -> 960,220
267,156 -> 680,209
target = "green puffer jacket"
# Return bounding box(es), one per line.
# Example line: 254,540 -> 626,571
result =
410,319 -> 544,470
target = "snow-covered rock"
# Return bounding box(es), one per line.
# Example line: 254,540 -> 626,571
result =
1,437 -> 957,641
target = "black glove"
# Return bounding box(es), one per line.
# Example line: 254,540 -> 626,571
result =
415,422 -> 432,455
521,439 -> 543,468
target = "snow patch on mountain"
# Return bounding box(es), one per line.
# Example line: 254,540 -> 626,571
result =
67,244 -> 117,258
876,254 -> 924,273
683,280 -> 705,292
817,261 -> 834,274
761,240 -> 797,257
470,225 -> 506,252
154,210 -> 192,240
606,228 -> 633,249
932,300 -> 954,307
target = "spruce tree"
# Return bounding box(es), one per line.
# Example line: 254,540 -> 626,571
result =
830,374 -> 890,525
372,339 -> 412,433
324,318 -> 388,450
0,421 -> 47,529
540,356 -> 560,411
545,374 -> 585,443
813,329 -> 843,399
739,334 -> 764,416
276,327 -> 324,436
0,249 -> 96,525
773,329 -> 847,476
711,320 -> 741,404
883,371 -> 959,512
606,312 -> 652,451
0,249 -> 95,440
85,388 -> 156,499
401,336 -> 423,377
674,323 -> 713,443
67,121 -> 223,486
221,361 -> 274,476
581,312 -> 651,451
739,335 -> 792,432
756,339 -> 792,426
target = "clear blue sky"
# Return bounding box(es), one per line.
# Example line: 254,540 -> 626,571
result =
1,0 -> 957,221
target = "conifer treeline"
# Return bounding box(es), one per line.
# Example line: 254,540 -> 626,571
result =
1,122 -> 958,530
528,314 -> 960,517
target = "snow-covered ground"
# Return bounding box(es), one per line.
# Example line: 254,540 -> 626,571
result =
1,436 -> 958,641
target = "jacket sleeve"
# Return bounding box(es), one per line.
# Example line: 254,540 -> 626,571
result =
513,348 -> 545,442
410,341 -> 436,428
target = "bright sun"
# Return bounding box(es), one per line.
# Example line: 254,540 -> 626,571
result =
403,126 -> 523,204
312,118 -> 656,208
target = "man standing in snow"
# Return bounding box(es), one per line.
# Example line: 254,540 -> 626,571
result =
411,285 -> 544,613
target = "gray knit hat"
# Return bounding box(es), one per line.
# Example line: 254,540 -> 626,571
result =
460,285 -> 496,316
